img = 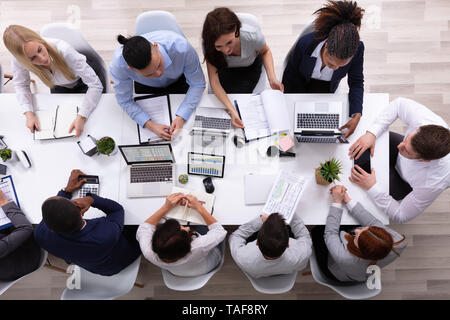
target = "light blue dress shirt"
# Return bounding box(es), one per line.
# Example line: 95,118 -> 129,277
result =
110,31 -> 206,127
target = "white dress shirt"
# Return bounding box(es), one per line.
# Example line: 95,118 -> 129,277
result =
367,97 -> 450,223
11,38 -> 103,118
310,39 -> 334,81
136,221 -> 227,277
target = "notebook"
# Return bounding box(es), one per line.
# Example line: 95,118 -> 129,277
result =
0,175 -> 20,230
135,94 -> 172,144
34,105 -> 78,140
166,186 -> 215,225
234,89 -> 292,142
261,170 -> 306,223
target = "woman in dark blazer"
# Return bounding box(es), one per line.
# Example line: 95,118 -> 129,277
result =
282,0 -> 365,138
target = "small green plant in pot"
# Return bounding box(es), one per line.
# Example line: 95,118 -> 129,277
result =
0,148 -> 12,162
96,137 -> 116,156
316,157 -> 343,186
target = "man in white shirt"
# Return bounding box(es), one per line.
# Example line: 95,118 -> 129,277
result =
348,97 -> 450,223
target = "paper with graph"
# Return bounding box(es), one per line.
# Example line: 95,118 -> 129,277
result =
262,170 -> 306,223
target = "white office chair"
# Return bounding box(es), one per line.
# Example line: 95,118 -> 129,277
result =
309,249 -> 382,300
281,21 -> 315,80
40,22 -> 110,93
243,270 -> 298,295
161,241 -> 225,291
60,256 -> 141,300
0,249 -> 48,296
207,12 -> 269,94
135,10 -> 185,37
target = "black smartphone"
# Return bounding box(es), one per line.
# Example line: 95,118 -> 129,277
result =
354,149 -> 371,174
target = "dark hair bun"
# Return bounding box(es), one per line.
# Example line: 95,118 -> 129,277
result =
117,34 -> 128,45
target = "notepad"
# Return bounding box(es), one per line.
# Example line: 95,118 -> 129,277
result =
234,89 -> 292,142
135,94 -> 172,143
261,170 -> 306,223
0,175 -> 19,230
34,105 -> 78,140
165,186 -> 215,225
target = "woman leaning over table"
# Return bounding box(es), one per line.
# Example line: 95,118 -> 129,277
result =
202,7 -> 284,128
3,25 -> 103,137
311,185 -> 407,283
136,193 -> 227,276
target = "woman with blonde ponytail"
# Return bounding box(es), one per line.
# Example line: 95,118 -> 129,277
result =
3,25 -> 103,137
311,185 -> 407,282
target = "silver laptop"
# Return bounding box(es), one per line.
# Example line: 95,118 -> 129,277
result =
293,101 -> 349,143
192,107 -> 232,136
118,144 -> 175,198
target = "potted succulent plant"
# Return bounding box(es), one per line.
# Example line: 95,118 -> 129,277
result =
96,136 -> 117,156
315,157 -> 343,186
0,148 -> 14,162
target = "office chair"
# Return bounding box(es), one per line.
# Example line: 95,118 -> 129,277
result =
309,248 -> 382,300
40,23 -> 110,93
281,21 -> 315,80
207,12 -> 269,94
161,241 -> 225,291
0,249 -> 48,296
243,270 -> 298,294
135,10 -> 185,37
60,256 -> 142,300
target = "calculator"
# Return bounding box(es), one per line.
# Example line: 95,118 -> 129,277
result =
77,175 -> 99,198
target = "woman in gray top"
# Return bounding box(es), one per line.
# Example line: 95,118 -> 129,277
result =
312,185 -> 407,282
202,7 -> 284,128
0,189 -> 41,281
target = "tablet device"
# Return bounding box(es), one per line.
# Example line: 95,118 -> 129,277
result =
187,152 -> 225,178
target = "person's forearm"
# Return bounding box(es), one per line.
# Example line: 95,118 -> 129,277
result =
210,78 -> 236,113
261,49 -> 277,82
145,204 -> 170,226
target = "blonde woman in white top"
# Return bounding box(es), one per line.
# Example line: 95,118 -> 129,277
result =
3,25 -> 103,137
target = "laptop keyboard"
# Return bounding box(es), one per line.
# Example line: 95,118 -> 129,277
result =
195,116 -> 231,130
297,113 -> 339,129
130,165 -> 173,183
296,136 -> 338,143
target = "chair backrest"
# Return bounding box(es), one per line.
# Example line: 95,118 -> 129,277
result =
60,256 -> 141,300
161,241 -> 225,291
0,249 -> 48,296
135,11 -> 185,38
244,270 -> 298,294
281,21 -> 315,79
309,248 -> 382,300
40,22 -> 110,92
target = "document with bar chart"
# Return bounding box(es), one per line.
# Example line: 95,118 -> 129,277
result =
187,152 -> 225,178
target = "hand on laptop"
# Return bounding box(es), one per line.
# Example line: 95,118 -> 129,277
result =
349,131 -> 376,160
339,113 -> 361,138
64,169 -> 87,193
145,120 -> 171,140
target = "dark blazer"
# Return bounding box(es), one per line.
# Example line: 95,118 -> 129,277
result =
282,32 -> 365,116
34,191 -> 141,276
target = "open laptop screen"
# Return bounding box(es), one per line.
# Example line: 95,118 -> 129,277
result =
119,144 -> 174,165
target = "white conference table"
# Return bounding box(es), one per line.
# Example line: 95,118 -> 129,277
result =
0,92 -> 389,225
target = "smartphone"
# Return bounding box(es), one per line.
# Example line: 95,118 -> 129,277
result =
354,149 -> 371,174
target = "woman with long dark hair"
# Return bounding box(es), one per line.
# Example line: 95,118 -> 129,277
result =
202,7 -> 283,128
137,193 -> 227,276
282,1 -> 365,137
311,185 -> 407,282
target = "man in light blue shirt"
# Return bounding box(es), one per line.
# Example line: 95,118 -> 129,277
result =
110,31 -> 205,140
